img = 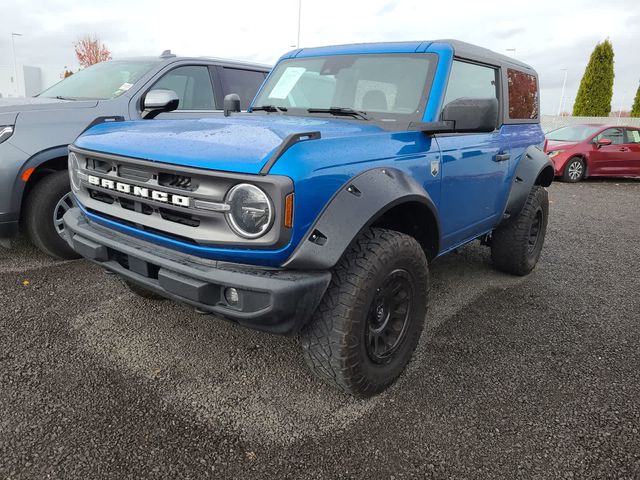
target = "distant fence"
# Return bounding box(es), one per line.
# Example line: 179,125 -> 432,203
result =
541,115 -> 640,133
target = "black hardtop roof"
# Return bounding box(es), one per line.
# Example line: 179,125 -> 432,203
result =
435,39 -> 535,72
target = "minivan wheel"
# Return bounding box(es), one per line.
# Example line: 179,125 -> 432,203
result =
490,186 -> 549,276
563,157 -> 585,182
23,170 -> 81,260
300,228 -> 429,397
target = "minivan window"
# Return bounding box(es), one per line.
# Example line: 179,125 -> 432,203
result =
39,61 -> 157,100
219,68 -> 267,109
442,60 -> 497,108
152,65 -> 215,110
507,69 -> 539,120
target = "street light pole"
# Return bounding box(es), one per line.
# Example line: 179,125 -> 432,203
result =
296,0 -> 302,48
11,32 -> 23,97
557,68 -> 568,117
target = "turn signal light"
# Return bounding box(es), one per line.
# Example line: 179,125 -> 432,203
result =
21,167 -> 35,182
284,193 -> 294,228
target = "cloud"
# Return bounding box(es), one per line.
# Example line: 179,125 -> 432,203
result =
493,27 -> 525,40
1,0 -> 639,113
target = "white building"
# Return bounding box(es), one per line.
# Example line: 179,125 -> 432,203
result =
0,64 -> 68,98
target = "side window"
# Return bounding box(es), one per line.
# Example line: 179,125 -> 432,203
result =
625,128 -> 640,144
152,65 -> 215,110
507,69 -> 539,120
219,68 -> 268,108
442,60 -> 497,108
595,128 -> 625,145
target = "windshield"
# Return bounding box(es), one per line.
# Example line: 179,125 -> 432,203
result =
546,125 -> 602,142
252,54 -> 435,121
39,61 -> 157,100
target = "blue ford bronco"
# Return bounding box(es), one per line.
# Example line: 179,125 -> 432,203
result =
63,40 -> 553,397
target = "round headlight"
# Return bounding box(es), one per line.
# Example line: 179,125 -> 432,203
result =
68,152 -> 81,190
225,184 -> 273,238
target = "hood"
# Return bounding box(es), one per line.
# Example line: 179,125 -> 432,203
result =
544,139 -> 578,152
74,115 -> 385,174
0,97 -> 99,115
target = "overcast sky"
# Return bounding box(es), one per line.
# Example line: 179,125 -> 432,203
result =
1,0 -> 639,114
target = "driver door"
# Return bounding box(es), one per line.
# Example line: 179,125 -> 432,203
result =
590,127 -> 626,175
437,60 -> 508,249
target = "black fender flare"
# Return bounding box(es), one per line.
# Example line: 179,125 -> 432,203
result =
283,168 -> 441,270
10,145 -> 70,213
500,146 -> 554,225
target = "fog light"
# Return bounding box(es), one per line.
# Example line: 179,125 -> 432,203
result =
224,287 -> 239,306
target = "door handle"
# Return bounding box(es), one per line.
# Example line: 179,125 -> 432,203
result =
619,147 -> 628,152
494,153 -> 511,162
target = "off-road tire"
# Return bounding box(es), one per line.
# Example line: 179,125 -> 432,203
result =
23,170 -> 80,260
300,228 -> 429,397
122,279 -> 166,300
491,186 -> 549,276
562,157 -> 585,182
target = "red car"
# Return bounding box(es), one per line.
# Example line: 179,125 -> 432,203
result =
544,124 -> 640,182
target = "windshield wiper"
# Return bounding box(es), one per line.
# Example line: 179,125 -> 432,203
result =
251,105 -> 288,113
307,107 -> 371,121
54,95 -> 77,101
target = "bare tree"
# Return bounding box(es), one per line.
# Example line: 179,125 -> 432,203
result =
74,35 -> 111,68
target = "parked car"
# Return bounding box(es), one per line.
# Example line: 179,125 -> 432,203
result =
544,124 -> 640,182
0,51 -> 270,258
62,40 -> 553,396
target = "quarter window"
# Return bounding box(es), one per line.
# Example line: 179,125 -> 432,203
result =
442,60 -> 498,108
507,69 -> 539,120
152,65 -> 215,110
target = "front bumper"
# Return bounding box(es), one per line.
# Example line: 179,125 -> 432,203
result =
63,208 -> 331,335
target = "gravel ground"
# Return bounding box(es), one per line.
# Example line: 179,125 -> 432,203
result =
1,179 -> 639,479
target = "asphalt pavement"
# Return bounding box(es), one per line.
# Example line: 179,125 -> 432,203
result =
1,179 -> 639,479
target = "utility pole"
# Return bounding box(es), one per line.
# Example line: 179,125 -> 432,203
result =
11,32 -> 23,97
557,68 -> 568,116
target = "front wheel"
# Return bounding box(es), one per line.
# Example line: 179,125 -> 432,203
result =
563,157 -> 585,182
491,186 -> 549,276
300,228 -> 429,397
23,170 -> 80,260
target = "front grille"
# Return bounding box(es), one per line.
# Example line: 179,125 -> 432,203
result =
158,172 -> 193,191
89,188 -> 115,204
72,147 -> 292,249
159,208 -> 200,227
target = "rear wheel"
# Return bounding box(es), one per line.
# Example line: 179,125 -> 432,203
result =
23,170 -> 80,260
563,157 -> 585,182
491,186 -> 549,276
300,228 -> 429,397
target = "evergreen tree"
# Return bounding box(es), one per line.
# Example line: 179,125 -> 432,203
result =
631,83 -> 640,117
572,40 -> 615,116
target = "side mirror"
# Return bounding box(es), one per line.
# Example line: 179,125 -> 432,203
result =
142,89 -> 179,119
596,138 -> 612,147
223,93 -> 241,117
441,97 -> 498,133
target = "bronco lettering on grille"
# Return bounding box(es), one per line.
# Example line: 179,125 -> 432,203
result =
87,175 -> 190,207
